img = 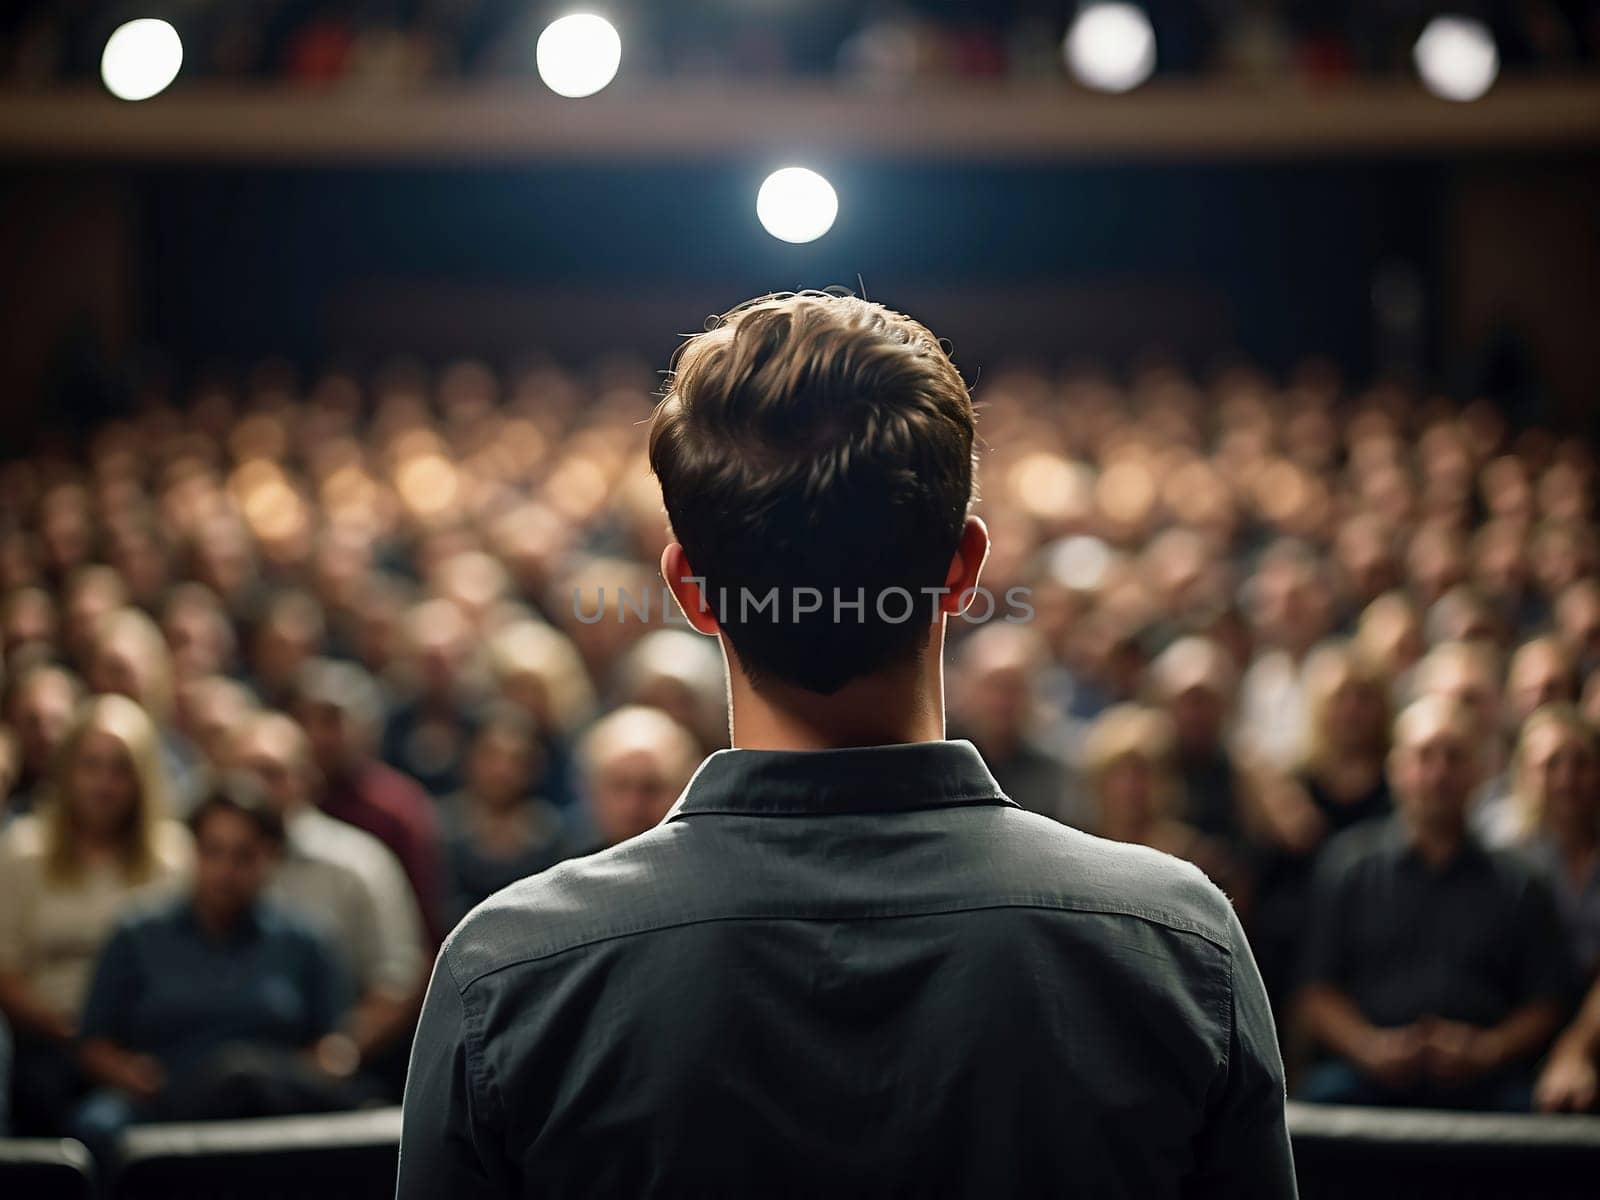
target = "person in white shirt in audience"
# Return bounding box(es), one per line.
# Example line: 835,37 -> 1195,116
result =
232,710 -> 426,1090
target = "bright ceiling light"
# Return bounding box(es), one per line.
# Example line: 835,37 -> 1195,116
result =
536,13 -> 622,98
756,168 -> 838,244
1064,4 -> 1156,94
1414,15 -> 1499,102
101,18 -> 183,102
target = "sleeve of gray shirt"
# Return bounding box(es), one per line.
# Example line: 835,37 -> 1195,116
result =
1187,899 -> 1299,1199
397,952 -> 510,1199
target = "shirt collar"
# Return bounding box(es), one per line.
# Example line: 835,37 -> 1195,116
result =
665,738 -> 1016,820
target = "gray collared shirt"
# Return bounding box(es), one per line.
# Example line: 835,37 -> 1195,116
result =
399,739 -> 1295,1199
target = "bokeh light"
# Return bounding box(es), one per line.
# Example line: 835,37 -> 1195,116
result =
536,14 -> 623,98
1414,15 -> 1499,102
756,167 -> 839,244
1063,3 -> 1156,94
100,19 -> 184,102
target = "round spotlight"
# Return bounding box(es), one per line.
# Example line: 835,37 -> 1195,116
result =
1063,3 -> 1156,94
756,168 -> 838,244
1413,15 -> 1499,102
101,18 -> 183,101
536,13 -> 622,98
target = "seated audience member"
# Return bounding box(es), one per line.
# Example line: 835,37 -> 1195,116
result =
1,585 -> 56,670
1554,577 -> 1600,680
71,776 -> 359,1156
1424,584 -> 1507,651
949,624 -> 1085,827
292,658 -> 444,946
1476,637 -> 1583,843
160,583 -> 239,683
60,566 -> 128,673
1147,636 -> 1251,849
89,607 -> 203,815
613,628 -> 729,755
245,590 -> 327,710
439,708 -> 578,926
175,673 -> 259,770
1352,590 -> 1423,704
1296,696 -> 1574,1110
1507,706 -> 1600,978
381,598 -> 486,798
1253,642 -> 1394,1009
2,663 -> 83,817
233,711 -> 427,1083
1411,639 -> 1510,829
1237,541 -> 1335,771
1081,704 -> 1243,896
576,705 -> 700,852
0,695 -> 191,1133
488,619 -> 597,810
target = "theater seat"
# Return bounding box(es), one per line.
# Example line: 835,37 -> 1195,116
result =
1287,1101 -> 1600,1200
112,1107 -> 401,1200
0,1137 -> 95,1200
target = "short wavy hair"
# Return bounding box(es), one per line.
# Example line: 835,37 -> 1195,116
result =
649,291 -> 977,694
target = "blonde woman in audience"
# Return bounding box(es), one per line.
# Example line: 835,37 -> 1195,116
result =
1081,705 -> 1240,897
0,694 -> 191,1132
489,619 -> 597,810
1250,642 -> 1394,1011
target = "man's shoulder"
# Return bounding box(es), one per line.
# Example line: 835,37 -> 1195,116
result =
440,828 -> 686,985
441,808 -> 1236,991
993,810 -> 1237,949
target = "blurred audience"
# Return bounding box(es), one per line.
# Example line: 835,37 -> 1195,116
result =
1,348 -> 1599,1134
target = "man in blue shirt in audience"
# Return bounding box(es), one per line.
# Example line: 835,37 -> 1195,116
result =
71,774 -> 360,1161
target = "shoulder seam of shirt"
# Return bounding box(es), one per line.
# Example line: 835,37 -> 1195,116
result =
450,899 -> 1233,991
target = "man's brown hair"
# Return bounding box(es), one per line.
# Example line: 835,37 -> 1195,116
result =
649,291 -> 977,694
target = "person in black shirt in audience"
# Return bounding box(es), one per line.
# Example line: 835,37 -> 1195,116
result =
69,775 -> 361,1160
1296,695 -> 1575,1109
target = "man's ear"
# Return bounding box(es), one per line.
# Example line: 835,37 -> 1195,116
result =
938,515 -> 990,616
661,542 -> 721,636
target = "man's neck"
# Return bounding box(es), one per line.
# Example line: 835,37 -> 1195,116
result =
726,638 -> 947,751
